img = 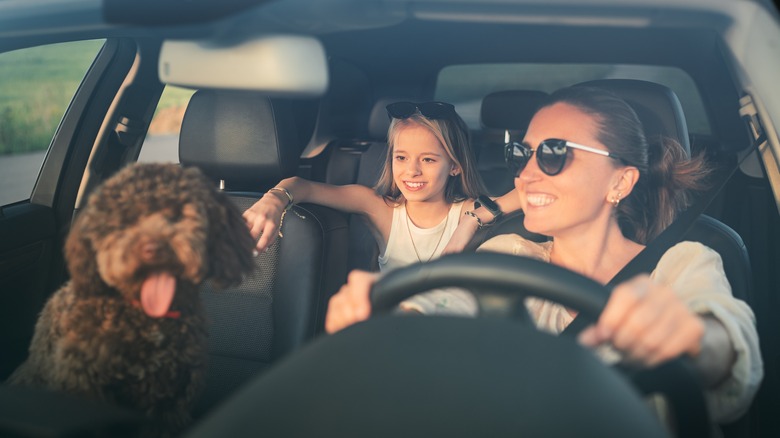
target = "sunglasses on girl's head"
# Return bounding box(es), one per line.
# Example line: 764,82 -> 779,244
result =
505,138 -> 623,177
386,101 -> 457,120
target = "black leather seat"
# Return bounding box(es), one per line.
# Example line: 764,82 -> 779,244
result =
324,97 -> 410,272
468,90 -> 551,249
477,90 -> 549,197
574,79 -> 752,304
178,89 -> 349,414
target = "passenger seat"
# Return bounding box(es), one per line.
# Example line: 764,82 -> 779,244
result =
178,89 -> 349,414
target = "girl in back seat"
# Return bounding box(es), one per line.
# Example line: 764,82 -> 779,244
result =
243,101 -> 518,314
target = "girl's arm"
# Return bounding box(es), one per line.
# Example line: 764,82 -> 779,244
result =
442,188 -> 523,254
243,176 -> 388,251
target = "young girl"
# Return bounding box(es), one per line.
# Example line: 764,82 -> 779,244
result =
244,101 -> 513,282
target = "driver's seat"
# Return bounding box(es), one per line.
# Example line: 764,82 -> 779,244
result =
575,79 -> 753,306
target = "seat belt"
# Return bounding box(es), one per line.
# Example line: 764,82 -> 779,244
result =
561,151 -> 750,337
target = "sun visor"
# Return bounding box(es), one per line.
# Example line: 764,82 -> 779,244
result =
158,35 -> 328,97
104,0 -> 269,26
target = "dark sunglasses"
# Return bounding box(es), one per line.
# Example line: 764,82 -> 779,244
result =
505,139 -> 622,177
386,101 -> 457,120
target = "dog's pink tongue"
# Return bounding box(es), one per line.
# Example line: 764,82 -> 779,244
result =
141,273 -> 176,318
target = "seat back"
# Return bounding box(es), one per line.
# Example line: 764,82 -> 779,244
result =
323,97 -> 412,272
179,89 -> 349,414
575,79 -> 691,155
574,79 -> 751,303
467,90 -> 551,249
478,90 -> 549,196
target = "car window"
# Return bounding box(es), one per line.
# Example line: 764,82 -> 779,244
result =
0,40 -> 104,206
434,63 -> 710,135
137,85 -> 195,164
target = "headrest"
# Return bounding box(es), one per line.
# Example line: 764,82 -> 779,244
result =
179,90 -> 299,190
367,97 -> 416,141
480,90 -> 549,131
573,79 -> 691,157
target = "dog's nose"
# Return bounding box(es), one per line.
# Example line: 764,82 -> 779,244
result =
141,242 -> 159,262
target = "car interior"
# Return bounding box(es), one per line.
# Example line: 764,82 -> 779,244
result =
168,74 -> 759,436
1,0 -> 779,437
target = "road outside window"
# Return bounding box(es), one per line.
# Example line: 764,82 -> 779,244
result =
0,40 -> 104,206
137,85 -> 194,164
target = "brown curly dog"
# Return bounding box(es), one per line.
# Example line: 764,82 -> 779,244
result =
7,163 -> 255,436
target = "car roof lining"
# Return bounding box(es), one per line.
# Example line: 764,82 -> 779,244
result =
316,21 -> 748,152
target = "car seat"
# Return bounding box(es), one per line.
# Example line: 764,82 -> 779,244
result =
178,89 -> 349,414
574,79 -> 752,305
467,90 -> 551,250
477,89 -> 549,196
323,96 -> 411,272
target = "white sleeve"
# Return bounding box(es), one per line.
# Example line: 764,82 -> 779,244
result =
652,241 -> 763,423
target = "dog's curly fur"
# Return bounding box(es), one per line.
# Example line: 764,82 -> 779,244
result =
7,163 -> 255,436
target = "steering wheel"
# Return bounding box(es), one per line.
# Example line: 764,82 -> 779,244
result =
371,252 -> 711,436
187,253 -> 710,438
371,251 -> 610,320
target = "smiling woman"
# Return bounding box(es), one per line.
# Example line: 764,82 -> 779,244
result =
325,85 -> 762,430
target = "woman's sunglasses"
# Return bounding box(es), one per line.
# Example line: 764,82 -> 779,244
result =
386,101 -> 457,120
505,139 -> 623,177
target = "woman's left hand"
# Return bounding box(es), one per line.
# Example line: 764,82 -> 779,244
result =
441,214 -> 481,254
578,274 -> 705,366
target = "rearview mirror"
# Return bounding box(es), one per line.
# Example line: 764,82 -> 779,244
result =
158,34 -> 328,96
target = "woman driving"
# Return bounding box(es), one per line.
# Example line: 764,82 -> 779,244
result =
324,85 -> 762,426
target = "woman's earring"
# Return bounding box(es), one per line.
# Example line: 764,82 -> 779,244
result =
610,191 -> 622,208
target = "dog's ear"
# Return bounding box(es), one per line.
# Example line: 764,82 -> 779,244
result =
64,212 -> 107,295
201,183 -> 256,289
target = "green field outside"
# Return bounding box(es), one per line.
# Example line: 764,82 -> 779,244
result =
0,40 -> 194,156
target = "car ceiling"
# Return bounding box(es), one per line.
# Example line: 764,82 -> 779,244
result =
0,0 -> 761,151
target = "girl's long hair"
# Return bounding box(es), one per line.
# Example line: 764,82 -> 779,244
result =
374,110 -> 486,205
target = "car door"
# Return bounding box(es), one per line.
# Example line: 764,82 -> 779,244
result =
0,35 -> 140,379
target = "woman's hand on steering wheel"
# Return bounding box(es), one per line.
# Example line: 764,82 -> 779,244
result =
325,258 -> 707,370
578,274 -> 705,367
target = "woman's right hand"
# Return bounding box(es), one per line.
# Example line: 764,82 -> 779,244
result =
325,270 -> 381,334
242,192 -> 287,252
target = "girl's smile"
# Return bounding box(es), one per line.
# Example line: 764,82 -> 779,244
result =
392,124 -> 456,204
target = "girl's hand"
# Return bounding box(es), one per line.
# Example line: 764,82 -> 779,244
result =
325,270 -> 381,333
578,274 -> 705,367
242,192 -> 287,252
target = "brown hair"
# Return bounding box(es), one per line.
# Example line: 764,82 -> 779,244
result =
542,86 -> 711,244
374,109 -> 486,204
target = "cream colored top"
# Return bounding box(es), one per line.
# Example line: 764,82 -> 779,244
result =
478,234 -> 763,424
